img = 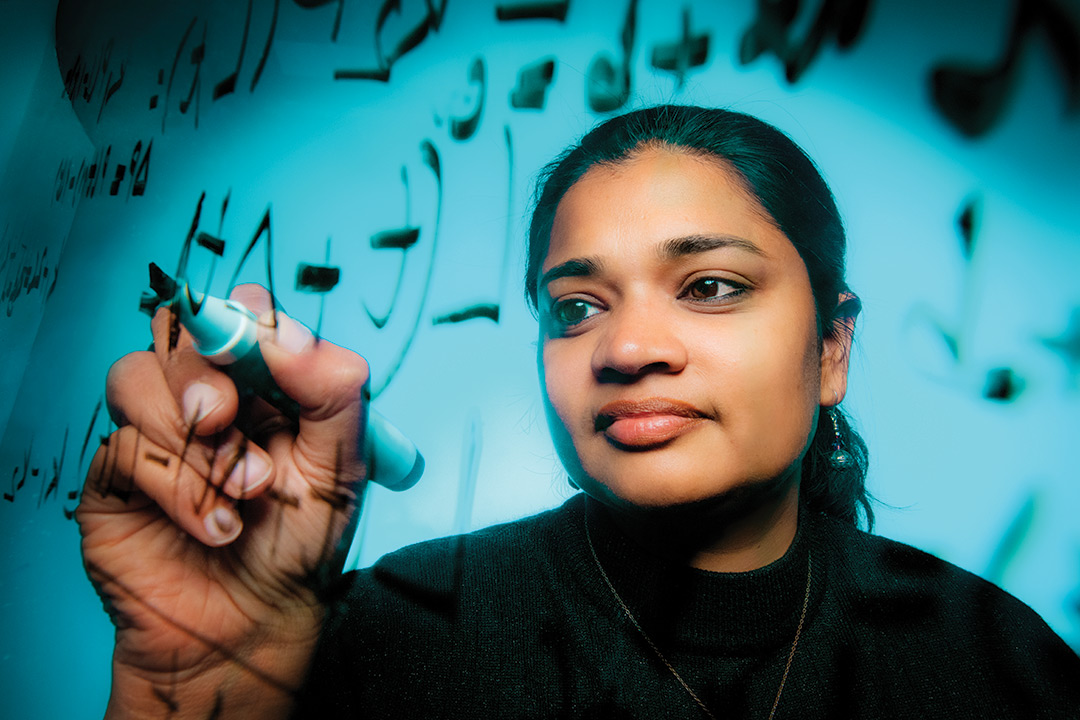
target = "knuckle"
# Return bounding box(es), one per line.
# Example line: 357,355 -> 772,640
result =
105,352 -> 158,425
160,346 -> 226,407
333,353 -> 371,402
160,342 -> 197,376
165,400 -> 194,443
106,351 -> 155,392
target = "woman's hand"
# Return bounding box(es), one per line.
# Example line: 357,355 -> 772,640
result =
77,284 -> 369,719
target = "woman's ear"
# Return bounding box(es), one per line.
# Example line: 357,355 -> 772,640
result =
820,292 -> 859,406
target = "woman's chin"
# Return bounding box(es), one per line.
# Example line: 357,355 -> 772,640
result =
580,467 -> 799,520
582,474 -> 741,511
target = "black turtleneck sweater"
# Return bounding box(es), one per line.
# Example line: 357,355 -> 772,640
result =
295,494 -> 1080,718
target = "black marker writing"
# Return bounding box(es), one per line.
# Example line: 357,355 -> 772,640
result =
98,58 -> 126,124
498,125 -> 516,309
650,6 -> 710,88
169,193 -> 208,346
363,168 -> 419,330
1042,309 -> 1080,386
370,227 -> 420,251
453,411 -> 482,535
432,125 -> 515,326
985,492 -> 1036,585
334,0 -> 448,82
297,238 -> 341,338
61,40 -> 126,123
902,194 -> 1025,402
450,57 -> 486,141
76,399 -> 103,484
371,140 -> 442,398
177,22 -> 207,125
1,235 -> 60,317
432,304 -> 500,325
510,57 -> 555,110
226,207 -> 281,328
251,0 -> 281,93
145,452 -> 172,468
150,69 -> 163,110
39,427 -> 68,508
738,0 -> 871,83
206,690 -> 225,720
162,18 -> 199,132
124,138 -> 154,197
931,0 -> 1080,137
82,560 -> 299,696
983,367 -> 1023,402
586,0 -> 637,112
296,262 -> 341,293
214,0 -> 254,100
293,0 -> 346,42
53,138 -> 153,204
3,440 -> 32,503
197,232 -> 227,257
495,0 -> 570,22
152,651 -> 180,715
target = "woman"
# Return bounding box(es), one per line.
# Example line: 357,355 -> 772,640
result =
79,106 -> 1079,719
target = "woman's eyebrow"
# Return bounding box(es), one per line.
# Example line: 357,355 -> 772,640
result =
538,235 -> 763,294
538,257 -> 604,293
659,234 -> 767,260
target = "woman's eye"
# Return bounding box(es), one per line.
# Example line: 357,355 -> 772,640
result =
550,299 -> 600,328
684,277 -> 745,303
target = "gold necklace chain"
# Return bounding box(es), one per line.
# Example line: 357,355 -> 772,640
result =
583,511 -> 813,720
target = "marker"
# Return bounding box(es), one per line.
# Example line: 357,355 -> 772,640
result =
147,263 -> 424,491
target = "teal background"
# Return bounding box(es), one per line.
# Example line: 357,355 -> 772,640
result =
1,0 -> 1078,716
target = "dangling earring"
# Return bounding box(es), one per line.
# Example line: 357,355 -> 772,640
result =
828,407 -> 854,469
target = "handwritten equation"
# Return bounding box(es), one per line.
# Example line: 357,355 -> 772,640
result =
930,0 -> 1079,138
5,2 -> 1079,713
50,0 -> 1076,214
16,0 -> 1076,541
1,230 -> 61,317
17,0 -> 1078,553
53,139 -> 152,206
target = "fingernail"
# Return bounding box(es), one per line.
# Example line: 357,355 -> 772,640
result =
183,382 -> 224,424
226,451 -> 272,497
259,311 -> 314,354
204,506 -> 241,545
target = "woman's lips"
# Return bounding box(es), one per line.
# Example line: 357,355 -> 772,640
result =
595,399 -> 708,449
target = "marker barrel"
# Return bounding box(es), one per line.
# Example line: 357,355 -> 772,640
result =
174,288 -> 423,491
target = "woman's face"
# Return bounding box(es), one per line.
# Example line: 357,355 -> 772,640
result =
537,146 -> 849,511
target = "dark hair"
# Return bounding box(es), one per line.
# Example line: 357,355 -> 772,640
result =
525,104 -> 872,528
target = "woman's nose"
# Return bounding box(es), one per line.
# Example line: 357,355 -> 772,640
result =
591,303 -> 688,382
